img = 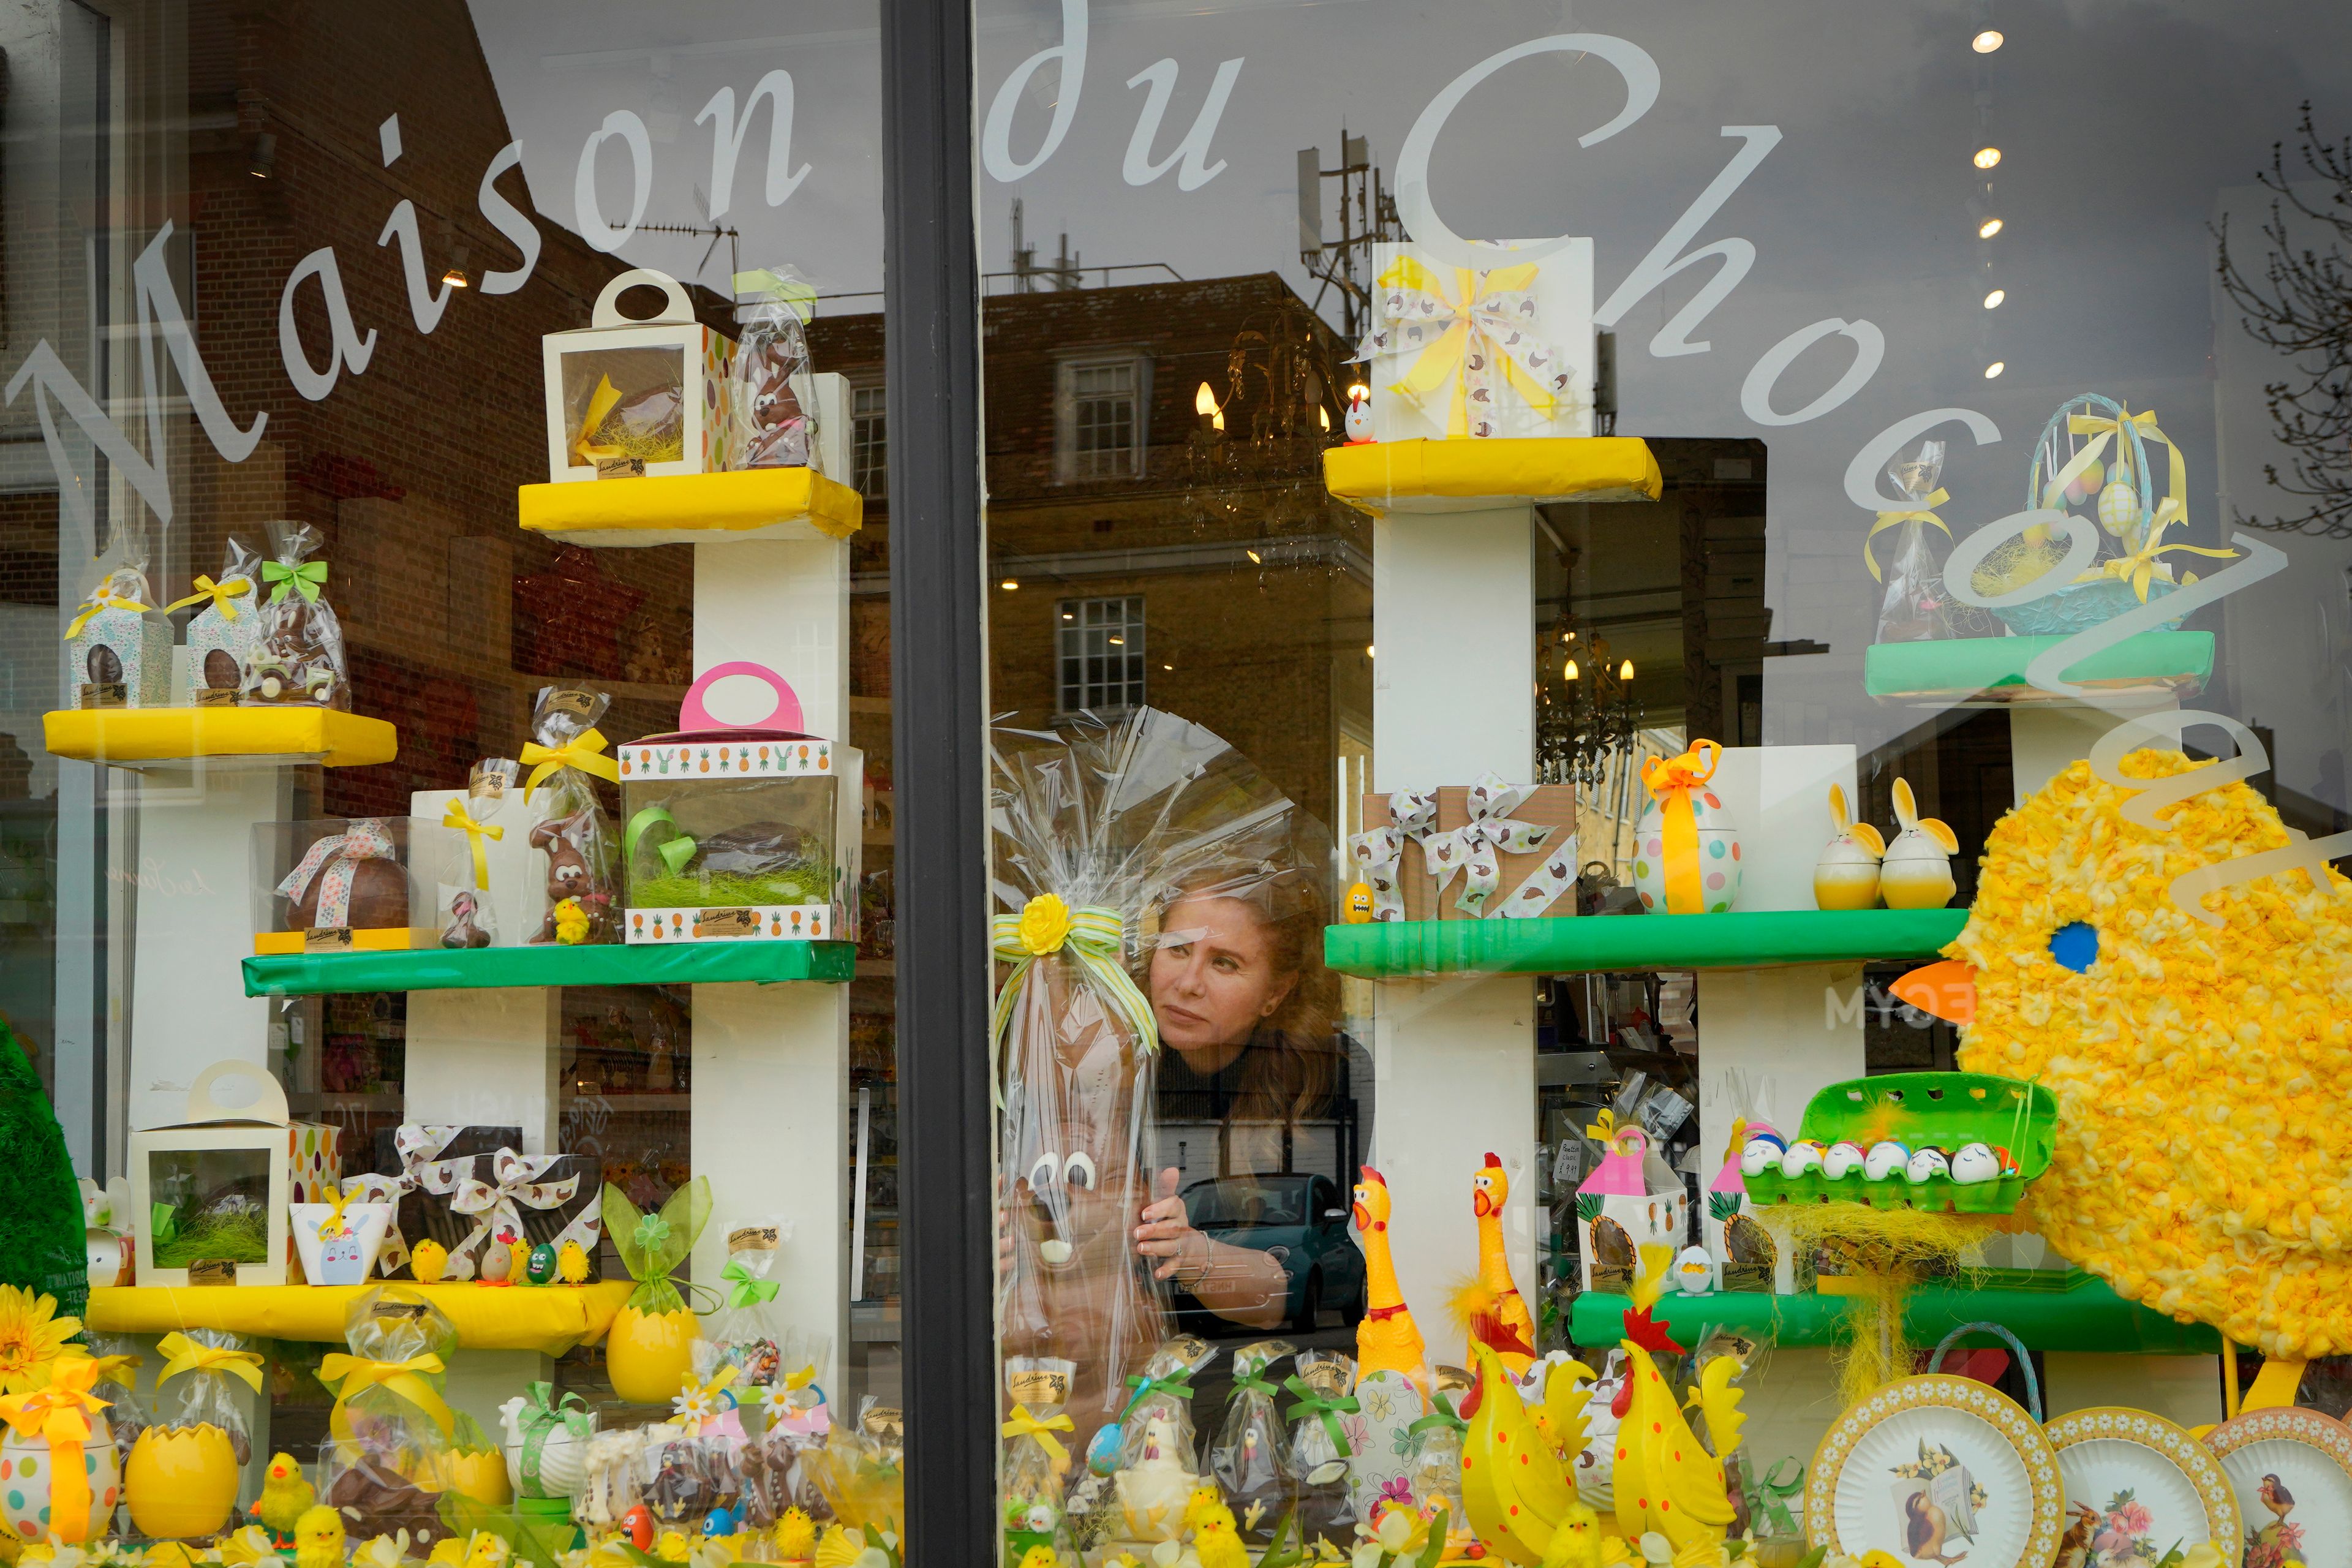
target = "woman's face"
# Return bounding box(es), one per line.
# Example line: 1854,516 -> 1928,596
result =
1149,895 -> 1294,1052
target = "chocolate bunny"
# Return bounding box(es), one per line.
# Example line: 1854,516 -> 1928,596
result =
531,808 -> 613,943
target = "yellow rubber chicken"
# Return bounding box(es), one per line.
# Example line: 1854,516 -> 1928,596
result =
1351,1166 -> 1431,1389
772,1507 -> 818,1562
252,1451 -> 317,1540
293,1506 -> 347,1568
1893,751 -> 2352,1387
1450,1152 -> 1537,1374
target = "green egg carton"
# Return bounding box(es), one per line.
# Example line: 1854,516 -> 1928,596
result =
1743,1071 -> 2057,1215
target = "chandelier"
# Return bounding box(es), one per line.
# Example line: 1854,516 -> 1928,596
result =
1536,606 -> 1642,790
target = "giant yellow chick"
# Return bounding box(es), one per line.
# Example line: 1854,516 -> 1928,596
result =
1896,750 -> 2352,1373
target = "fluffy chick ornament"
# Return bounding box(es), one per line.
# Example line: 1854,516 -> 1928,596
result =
1898,750 -> 2352,1370
293,1506 -> 347,1568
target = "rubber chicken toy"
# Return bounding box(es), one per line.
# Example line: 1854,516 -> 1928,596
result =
1606,1247 -> 1739,1551
293,1506 -> 346,1568
1450,1152 -> 1537,1374
1351,1166 -> 1431,1390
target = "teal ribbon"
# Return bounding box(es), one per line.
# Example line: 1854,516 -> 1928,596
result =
1406,1393 -> 1466,1438
1117,1370 -> 1196,1424
1282,1374 -> 1360,1459
722,1259 -> 778,1310
516,1381 -> 591,1493
263,559 -> 327,605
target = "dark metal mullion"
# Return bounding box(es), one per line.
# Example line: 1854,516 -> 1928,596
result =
881,0 -> 995,1558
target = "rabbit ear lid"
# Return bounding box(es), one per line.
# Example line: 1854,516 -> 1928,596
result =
1827,782 -> 1850,831
1921,817 -> 1960,854
1891,777 -> 1919,831
1850,822 -> 1887,856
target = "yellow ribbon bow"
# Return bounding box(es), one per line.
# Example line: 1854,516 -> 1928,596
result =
318,1352 -> 455,1445
519,728 -> 621,800
1640,741 -> 1725,916
1864,486 -> 1951,581
162,574 -> 254,621
1640,739 -> 1721,798
1000,1404 -> 1074,1474
0,1356 -> 109,1543
1370,256 -> 1565,439
988,895 -> 1157,1106
62,589 -> 154,641
1583,1108 -> 1619,1145
314,1182 -> 363,1240
439,801 -> 505,891
157,1331 -> 266,1393
80,1351 -> 143,1392
2090,505 -> 2236,602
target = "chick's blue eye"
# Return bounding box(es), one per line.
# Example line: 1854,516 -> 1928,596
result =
2049,921 -> 2098,973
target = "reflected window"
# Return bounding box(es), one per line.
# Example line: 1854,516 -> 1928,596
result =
1057,356 -> 1146,480
852,383 -> 888,500
1057,595 -> 1146,714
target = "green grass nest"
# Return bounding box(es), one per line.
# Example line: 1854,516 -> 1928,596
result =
153,1207 -> 271,1267
630,869 -> 826,909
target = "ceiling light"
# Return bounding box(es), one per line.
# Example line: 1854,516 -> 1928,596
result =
442,268 -> 469,289
1000,578 -> 1018,590
1246,549 -> 1262,564
1162,663 -> 1172,671
1983,288 -> 2006,309
1972,28 -> 2003,52
1978,217 -> 2003,239
247,131 -> 277,179
1061,611 -> 1074,621
1985,361 -> 2006,379
1973,146 -> 2001,170
1346,382 -> 1369,402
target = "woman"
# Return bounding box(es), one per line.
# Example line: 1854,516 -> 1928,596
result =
1133,868 -> 1366,1333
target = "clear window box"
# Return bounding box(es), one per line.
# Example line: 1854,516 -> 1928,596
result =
541,268 -> 733,482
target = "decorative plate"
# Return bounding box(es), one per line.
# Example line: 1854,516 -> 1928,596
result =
1805,1374 -> 2066,1566
2204,1405 -> 2352,1568
2048,1407 -> 2241,1566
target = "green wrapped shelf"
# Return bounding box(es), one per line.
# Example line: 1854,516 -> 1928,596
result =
1864,630 -> 2212,706
243,940 -> 857,997
1568,1278 -> 2220,1355
1324,908 -> 1965,978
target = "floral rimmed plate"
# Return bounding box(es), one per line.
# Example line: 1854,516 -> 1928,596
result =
2204,1405 -> 2352,1568
1804,1374 -> 2066,1566
2048,1406 -> 2241,1566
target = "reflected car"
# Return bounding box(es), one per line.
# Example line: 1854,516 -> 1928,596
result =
1179,1172 -> 1366,1333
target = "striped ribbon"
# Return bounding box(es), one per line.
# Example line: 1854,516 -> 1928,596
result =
989,894 -> 1157,1106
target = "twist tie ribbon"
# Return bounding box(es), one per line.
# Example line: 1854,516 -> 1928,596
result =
263,559 -> 328,605
0,1357 -> 108,1544
276,818 -> 398,929
1116,1370 -> 1196,1424
517,1381 -> 592,1492
1281,1374 -> 1359,1459
318,1352 -> 454,1446
1864,488 -> 1951,582
157,1331 -> 265,1392
1000,1405 -> 1074,1474
989,894 -> 1156,1108
721,1259 -> 778,1310
440,801 -> 505,891
1406,1393 -> 1468,1438
164,574 -> 254,621
520,728 -> 621,799
1347,790 -> 1439,923
315,1182 -> 362,1240
1355,256 -> 1572,438
1425,772 -> 1576,919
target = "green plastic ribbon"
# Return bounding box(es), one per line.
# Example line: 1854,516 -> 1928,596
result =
989,895 -> 1157,1107
721,1259 -> 778,1310
622,806 -> 698,876
1230,1373 -> 1283,1404
1406,1392 -> 1467,1438
1282,1374 -> 1360,1459
1749,1456 -> 1804,1537
516,1382 -> 592,1493
263,559 -> 328,605
1117,1370 -> 1197,1424
149,1202 -> 179,1247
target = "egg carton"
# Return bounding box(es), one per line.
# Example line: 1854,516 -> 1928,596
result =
1737,1070 -> 2057,1217
1743,1163 -> 2027,1215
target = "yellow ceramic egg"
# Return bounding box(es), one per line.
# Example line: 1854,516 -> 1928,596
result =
438,1447 -> 513,1506
606,1305 -> 701,1405
410,1238 -> 449,1284
557,1239 -> 591,1284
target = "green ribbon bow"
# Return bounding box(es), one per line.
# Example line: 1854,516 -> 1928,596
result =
1406,1392 -> 1467,1438
148,1202 -> 179,1247
988,897 -> 1157,1108
516,1381 -> 592,1493
1749,1456 -> 1804,1537
721,1259 -> 778,1310
1117,1370 -> 1197,1424
1230,1372 -> 1283,1404
1282,1374 -> 1360,1459
263,559 -> 328,605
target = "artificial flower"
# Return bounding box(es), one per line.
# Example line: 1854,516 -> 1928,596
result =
1016,892 -> 1072,956
0,1287 -> 80,1395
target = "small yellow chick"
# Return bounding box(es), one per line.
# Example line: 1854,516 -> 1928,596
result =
1540,1500 -> 1602,1568
552,897 -> 591,945
252,1451 -> 318,1539
1014,1549 -> 1058,1568
410,1237 -> 450,1284
655,1531 -> 692,1562
771,1508 -> 818,1563
1193,1513 -> 1248,1568
294,1505 -> 347,1568
462,1532 -> 511,1568
557,1239 -> 592,1284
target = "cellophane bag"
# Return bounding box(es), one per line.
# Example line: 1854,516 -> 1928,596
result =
643,1428 -> 742,1529
704,1214 -> 793,1387
1207,1339 -> 1294,1541
243,519 -> 350,709
130,1330 -> 258,1541
1283,1349 -> 1359,1543
730,268 -> 820,472
1404,1365 -> 1475,1548
1871,438 -> 1957,644
83,1334 -> 148,1464
739,1327 -> 833,1529
803,1398 -> 903,1535
319,1287 -> 461,1552
183,535 -> 264,706
522,686 -> 620,944
437,785 -> 502,950
1001,1355 -> 1077,1553
994,708 -> 1327,1452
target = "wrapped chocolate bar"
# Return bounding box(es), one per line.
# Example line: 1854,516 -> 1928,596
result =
171,537 -> 264,706
1283,1349 -> 1360,1542
1207,1340 -> 1294,1542
578,1427 -> 650,1537
521,686 -> 622,945
243,520 -> 350,709
318,1286 -> 462,1553
730,268 -> 820,472
435,764 -> 514,949
64,537 -> 170,709
124,1330 -> 259,1541
704,1215 -> 791,1387
1000,1357 -> 1077,1558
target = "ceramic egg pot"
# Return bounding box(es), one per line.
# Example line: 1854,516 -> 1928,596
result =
439,1446 -> 514,1506
1631,741 -> 1741,914
606,1305 -> 701,1406
124,1421 -> 239,1539
6,1414 -> 119,1544
1812,783 -> 1885,911
1879,779 -> 1959,910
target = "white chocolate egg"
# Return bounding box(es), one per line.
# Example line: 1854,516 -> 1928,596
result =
1905,1147 -> 1951,1183
1863,1140 -> 1912,1182
1740,1140 -> 1784,1178
1822,1140 -> 1868,1181
1950,1143 -> 2001,1185
1780,1139 -> 1826,1178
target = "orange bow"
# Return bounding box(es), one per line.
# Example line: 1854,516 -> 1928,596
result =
0,1357 -> 110,1542
1641,739 -> 1721,798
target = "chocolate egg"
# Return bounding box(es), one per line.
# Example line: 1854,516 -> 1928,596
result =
1905,1147 -> 1951,1183
1780,1139 -> 1826,1177
1950,1143 -> 2001,1185
1863,1140 -> 1912,1182
1822,1140 -> 1868,1181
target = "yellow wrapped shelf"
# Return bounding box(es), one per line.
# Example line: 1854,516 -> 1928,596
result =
42,707 -> 398,769
518,466 -> 864,546
1322,436 -> 1663,513
88,1281 -> 632,1354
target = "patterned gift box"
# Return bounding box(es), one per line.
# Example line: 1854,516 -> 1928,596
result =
1430,778 -> 1579,921
363,1125 -> 600,1281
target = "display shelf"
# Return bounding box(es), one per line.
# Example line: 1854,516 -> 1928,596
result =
244,940 -> 857,996
42,707 -> 398,769
518,467 -> 864,546
1322,436 -> 1663,513
88,1281 -> 631,1352
1324,908 -> 1966,978
1864,630 -> 2212,706
1569,1278 -> 2220,1355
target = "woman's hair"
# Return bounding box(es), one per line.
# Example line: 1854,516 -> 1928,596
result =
1159,864 -> 1340,1126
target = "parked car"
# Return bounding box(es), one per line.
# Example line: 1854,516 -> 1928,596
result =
1181,1171 -> 1366,1333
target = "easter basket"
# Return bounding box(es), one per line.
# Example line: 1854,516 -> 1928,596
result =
1741,1071 -> 2056,1215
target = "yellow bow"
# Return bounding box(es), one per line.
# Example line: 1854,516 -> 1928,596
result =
0,1357 -> 108,1543
62,589 -> 153,641
1375,255 -> 1561,438
1000,1404 -> 1074,1474
519,728 -> 621,800
80,1352 -> 142,1392
1641,739 -> 1722,799
318,1352 -> 454,1444
162,574 -> 253,621
157,1332 -> 265,1393
573,375 -> 627,463
2087,506 -> 2236,603
1864,487 -> 1951,581
314,1183 -> 363,1240
439,801 -> 505,891
1583,1108 -> 1619,1144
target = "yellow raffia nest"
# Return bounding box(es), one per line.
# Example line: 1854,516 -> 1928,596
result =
1786,1206 -> 1995,1409
1970,533 -> 2073,600
1949,750 -> 2352,1361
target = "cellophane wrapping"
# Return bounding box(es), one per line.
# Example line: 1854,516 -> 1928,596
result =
320,1288 -> 461,1550
244,519 -> 350,709
525,686 -> 620,944
1206,1339 -> 1294,1541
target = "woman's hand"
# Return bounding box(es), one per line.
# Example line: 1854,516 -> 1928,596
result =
1134,1166 -> 1206,1283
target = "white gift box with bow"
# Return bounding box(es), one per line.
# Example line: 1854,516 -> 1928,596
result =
1355,240 -> 1596,443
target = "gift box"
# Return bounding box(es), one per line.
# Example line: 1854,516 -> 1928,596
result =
1430,775 -> 1579,919
619,662 -> 862,944
1571,1112 -> 1687,1295
173,538 -> 265,706
366,1128 -> 600,1283
543,267 -> 734,483
1349,791 -> 1440,923
414,761 -> 548,949
364,1125 -> 513,1279
1354,239 -> 1594,443
65,560 -> 171,709
129,1060 -> 343,1287
252,816 -> 437,954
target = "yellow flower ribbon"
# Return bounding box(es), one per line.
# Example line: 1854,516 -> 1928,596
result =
519,728 -> 622,799
1864,487 -> 1951,581
1640,740 -> 1724,917
988,898 -> 1157,1107
0,1357 -> 108,1544
62,590 -> 153,641
162,575 -> 253,621
156,1331 -> 265,1393
318,1352 -> 454,1445
1000,1404 -> 1074,1474
439,801 -> 505,891
1374,256 -> 1562,438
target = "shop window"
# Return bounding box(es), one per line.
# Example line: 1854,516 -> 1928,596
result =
1056,595 -> 1146,714
1055,355 -> 1147,480
852,383 -> 888,500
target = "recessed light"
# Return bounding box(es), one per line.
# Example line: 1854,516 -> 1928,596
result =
1978,217 -> 2003,239
1985,361 -> 2007,379
1983,288 -> 2006,309
1246,549 -> 1261,564
1973,146 -> 2001,170
1972,29 -> 2003,52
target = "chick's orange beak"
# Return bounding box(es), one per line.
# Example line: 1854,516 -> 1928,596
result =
1892,959 -> 1977,1025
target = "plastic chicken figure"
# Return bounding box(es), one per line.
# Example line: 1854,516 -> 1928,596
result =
1451,1153 -> 1537,1374
1579,1247 -> 1737,1554
1894,750 -> 2352,1389
1461,1340 -> 1589,1566
293,1506 -> 347,1568
1352,1166 -> 1431,1390
253,1451 -> 317,1541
